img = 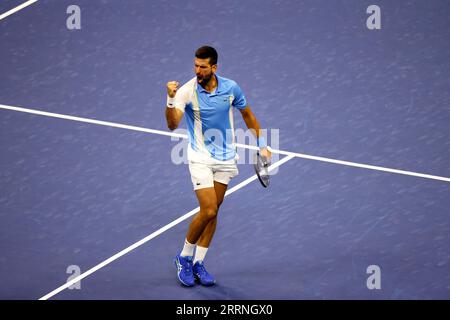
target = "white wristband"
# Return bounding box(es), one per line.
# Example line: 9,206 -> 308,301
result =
167,96 -> 176,108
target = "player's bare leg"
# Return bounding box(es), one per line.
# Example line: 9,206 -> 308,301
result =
185,187 -> 219,244
179,182 -> 227,286
196,181 -> 227,248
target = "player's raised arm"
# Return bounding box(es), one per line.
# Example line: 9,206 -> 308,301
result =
165,81 -> 184,131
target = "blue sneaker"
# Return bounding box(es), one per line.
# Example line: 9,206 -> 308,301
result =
193,261 -> 216,286
174,254 -> 195,287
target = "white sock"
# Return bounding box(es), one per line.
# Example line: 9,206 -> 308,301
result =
180,239 -> 195,257
193,246 -> 208,264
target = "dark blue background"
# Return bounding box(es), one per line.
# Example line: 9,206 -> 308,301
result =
0,0 -> 449,299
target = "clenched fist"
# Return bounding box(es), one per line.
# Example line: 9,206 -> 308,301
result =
167,81 -> 179,98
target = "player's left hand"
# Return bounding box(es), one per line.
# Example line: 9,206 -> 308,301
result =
260,147 -> 272,160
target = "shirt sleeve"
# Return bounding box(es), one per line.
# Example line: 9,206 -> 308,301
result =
232,83 -> 247,110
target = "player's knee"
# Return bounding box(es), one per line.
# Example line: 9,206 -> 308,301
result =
203,205 -> 218,221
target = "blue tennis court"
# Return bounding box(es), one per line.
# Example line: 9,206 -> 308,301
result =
0,0 -> 449,300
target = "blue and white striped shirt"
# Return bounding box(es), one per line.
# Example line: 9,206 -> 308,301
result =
173,75 -> 247,161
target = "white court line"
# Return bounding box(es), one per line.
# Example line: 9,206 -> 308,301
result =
0,0 -> 38,21
39,154 -> 295,300
1,103 -> 449,182
0,104 -> 187,139
274,150 -> 450,183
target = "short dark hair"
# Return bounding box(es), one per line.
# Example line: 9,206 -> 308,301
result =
195,46 -> 218,66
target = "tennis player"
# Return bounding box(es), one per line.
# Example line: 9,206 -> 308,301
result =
165,46 -> 271,286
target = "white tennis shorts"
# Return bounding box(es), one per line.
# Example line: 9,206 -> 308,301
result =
187,146 -> 239,190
